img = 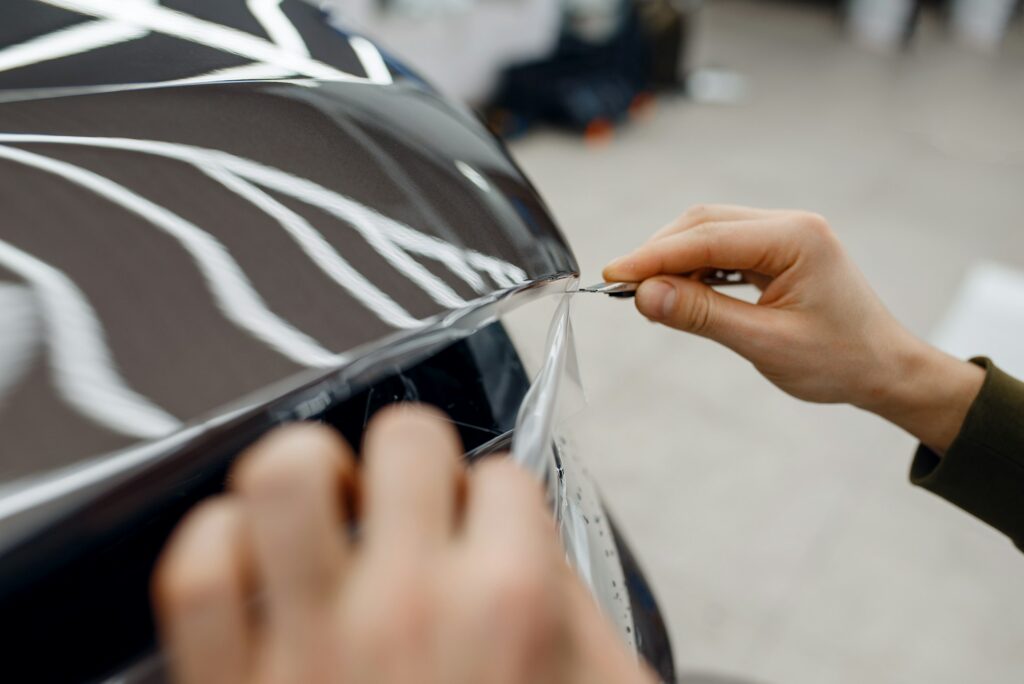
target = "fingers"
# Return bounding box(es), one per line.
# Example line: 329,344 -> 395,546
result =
604,218 -> 801,283
362,405 -> 466,551
153,498 -> 252,684
634,275 -> 778,352
231,423 -> 356,635
645,204 -> 781,244
463,458 -> 555,558
455,459 -> 565,682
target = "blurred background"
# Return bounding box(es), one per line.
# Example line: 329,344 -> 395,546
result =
334,1 -> 1024,682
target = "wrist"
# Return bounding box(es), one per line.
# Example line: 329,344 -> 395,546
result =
858,337 -> 984,453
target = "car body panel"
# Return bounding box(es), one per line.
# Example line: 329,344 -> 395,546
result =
0,2 -> 674,682
0,76 -> 575,482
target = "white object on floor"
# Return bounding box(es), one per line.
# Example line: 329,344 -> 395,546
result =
846,0 -> 916,51
931,261 -> 1024,378
686,68 -> 748,105
951,0 -> 1018,52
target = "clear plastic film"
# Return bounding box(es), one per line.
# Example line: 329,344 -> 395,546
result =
509,285 -> 637,652
510,292 -> 577,479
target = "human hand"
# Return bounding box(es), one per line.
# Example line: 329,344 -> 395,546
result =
604,204 -> 983,452
153,406 -> 654,684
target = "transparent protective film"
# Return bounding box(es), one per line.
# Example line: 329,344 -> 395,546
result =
510,292 -> 578,478
507,287 -> 637,652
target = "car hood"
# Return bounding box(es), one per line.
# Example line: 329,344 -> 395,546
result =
0,1 -> 577,484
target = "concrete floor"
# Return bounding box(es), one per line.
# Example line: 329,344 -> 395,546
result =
509,2 -> 1024,683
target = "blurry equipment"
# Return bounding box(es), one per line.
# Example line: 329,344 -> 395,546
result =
488,0 -> 701,136
950,0 -> 1020,50
846,0 -> 1020,51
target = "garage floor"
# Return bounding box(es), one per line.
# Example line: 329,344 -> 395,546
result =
509,2 -> 1024,683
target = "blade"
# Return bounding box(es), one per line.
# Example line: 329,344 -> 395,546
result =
578,281 -> 639,298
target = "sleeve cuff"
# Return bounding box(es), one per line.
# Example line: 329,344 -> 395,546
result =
910,358 -> 1024,550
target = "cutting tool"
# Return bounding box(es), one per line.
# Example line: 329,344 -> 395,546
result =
581,269 -> 747,298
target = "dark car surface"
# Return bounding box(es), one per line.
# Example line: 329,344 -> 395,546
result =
0,2 -> 675,681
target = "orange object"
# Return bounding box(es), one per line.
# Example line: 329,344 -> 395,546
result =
584,118 -> 614,144
629,92 -> 656,119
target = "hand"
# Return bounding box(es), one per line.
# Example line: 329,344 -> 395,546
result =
604,204 -> 984,453
152,406 -> 654,684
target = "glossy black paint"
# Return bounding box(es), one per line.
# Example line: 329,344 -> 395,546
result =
0,76 -> 575,480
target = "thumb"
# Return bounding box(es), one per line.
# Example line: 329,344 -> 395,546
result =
634,276 -> 772,352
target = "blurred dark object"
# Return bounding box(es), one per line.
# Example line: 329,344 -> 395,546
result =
487,0 -> 699,137
639,0 -> 694,89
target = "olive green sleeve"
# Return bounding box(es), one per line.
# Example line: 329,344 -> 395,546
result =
910,358 -> 1024,550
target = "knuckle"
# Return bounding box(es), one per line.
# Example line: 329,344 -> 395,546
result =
683,288 -> 715,334
800,212 -> 833,239
684,203 -> 710,222
689,221 -> 717,238
688,224 -> 720,265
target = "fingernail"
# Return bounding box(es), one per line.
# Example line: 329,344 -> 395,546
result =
636,280 -> 676,320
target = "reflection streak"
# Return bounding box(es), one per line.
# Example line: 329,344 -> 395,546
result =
0,239 -> 181,439
201,165 -> 423,329
0,144 -> 347,368
0,134 -> 528,300
247,0 -> 309,57
0,18 -> 147,75
39,0 -> 367,83
348,35 -> 393,85
0,284 -> 40,407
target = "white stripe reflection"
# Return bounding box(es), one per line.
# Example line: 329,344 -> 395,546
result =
40,0 -> 380,83
0,134 -> 528,298
348,35 -> 393,85
0,240 -> 181,439
0,0 -> 158,75
151,2 -> 311,87
0,20 -> 146,75
256,174 -> 474,307
200,165 -> 422,329
0,284 -> 40,405
248,0 -> 309,56
0,145 -> 347,368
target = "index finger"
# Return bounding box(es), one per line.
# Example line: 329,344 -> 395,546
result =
603,219 -> 800,282
645,204 -> 781,244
